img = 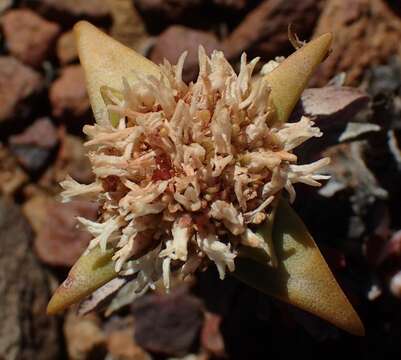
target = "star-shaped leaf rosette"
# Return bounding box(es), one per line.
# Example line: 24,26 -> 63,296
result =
47,21 -> 364,336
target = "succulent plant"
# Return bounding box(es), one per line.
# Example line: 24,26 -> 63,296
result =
47,21 -> 364,336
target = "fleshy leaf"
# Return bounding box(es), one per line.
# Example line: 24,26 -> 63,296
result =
100,85 -> 124,127
52,24 -> 362,336
265,33 -> 333,124
74,21 -> 161,125
47,247 -> 117,315
239,198 -> 279,268
234,199 -> 364,336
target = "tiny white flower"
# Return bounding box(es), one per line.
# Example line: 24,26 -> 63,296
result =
63,47 -> 330,293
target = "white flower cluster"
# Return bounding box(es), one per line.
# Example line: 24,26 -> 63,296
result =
61,47 -> 329,295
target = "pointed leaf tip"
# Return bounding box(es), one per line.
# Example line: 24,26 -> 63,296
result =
47,247 -> 117,315
265,32 -> 333,124
235,199 -> 364,336
74,21 -> 160,125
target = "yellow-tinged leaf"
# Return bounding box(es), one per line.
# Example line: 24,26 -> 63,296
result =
74,21 -> 161,125
234,199 -> 364,336
265,33 -> 332,124
47,247 -> 117,315
56,23 -> 361,335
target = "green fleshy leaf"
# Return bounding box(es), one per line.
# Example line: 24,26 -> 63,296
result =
234,199 -> 364,336
265,33 -> 332,124
47,247 -> 117,315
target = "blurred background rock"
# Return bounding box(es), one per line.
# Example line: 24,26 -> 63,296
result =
1,0 -> 401,359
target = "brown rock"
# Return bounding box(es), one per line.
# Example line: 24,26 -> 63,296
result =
57,30 -> 78,64
135,0 -> 202,23
55,134 -> 94,184
9,117 -> 59,173
150,25 -> 221,82
1,9 -> 60,67
222,0 -> 323,60
22,195 -> 49,234
108,329 -> 150,360
290,86 -> 370,126
0,0 -> 12,15
50,65 -> 90,118
39,133 -> 94,195
312,0 -> 401,86
10,118 -> 58,149
106,316 -> 151,360
29,0 -> 111,25
25,197 -> 98,267
200,313 -> 225,357
132,288 -> 204,356
0,145 -> 28,196
109,0 -> 152,55
64,311 -> 106,360
0,56 -> 43,122
377,229 -> 401,264
0,197 -> 61,359
213,0 -> 249,10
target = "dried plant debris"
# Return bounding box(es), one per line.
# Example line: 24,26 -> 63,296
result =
77,277 -> 127,316
61,48 -> 330,298
319,142 -> 387,209
338,122 -> 380,142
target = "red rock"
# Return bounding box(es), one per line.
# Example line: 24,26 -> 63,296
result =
150,25 -> 221,82
1,9 -> 60,67
50,65 -> 90,118
200,313 -> 225,357
9,117 -> 59,173
0,56 -> 43,122
24,197 -> 98,267
56,30 -> 78,65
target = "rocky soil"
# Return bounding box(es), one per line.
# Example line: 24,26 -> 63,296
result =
1,0 -> 401,359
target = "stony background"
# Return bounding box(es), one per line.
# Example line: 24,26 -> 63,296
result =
1,0 -> 401,359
